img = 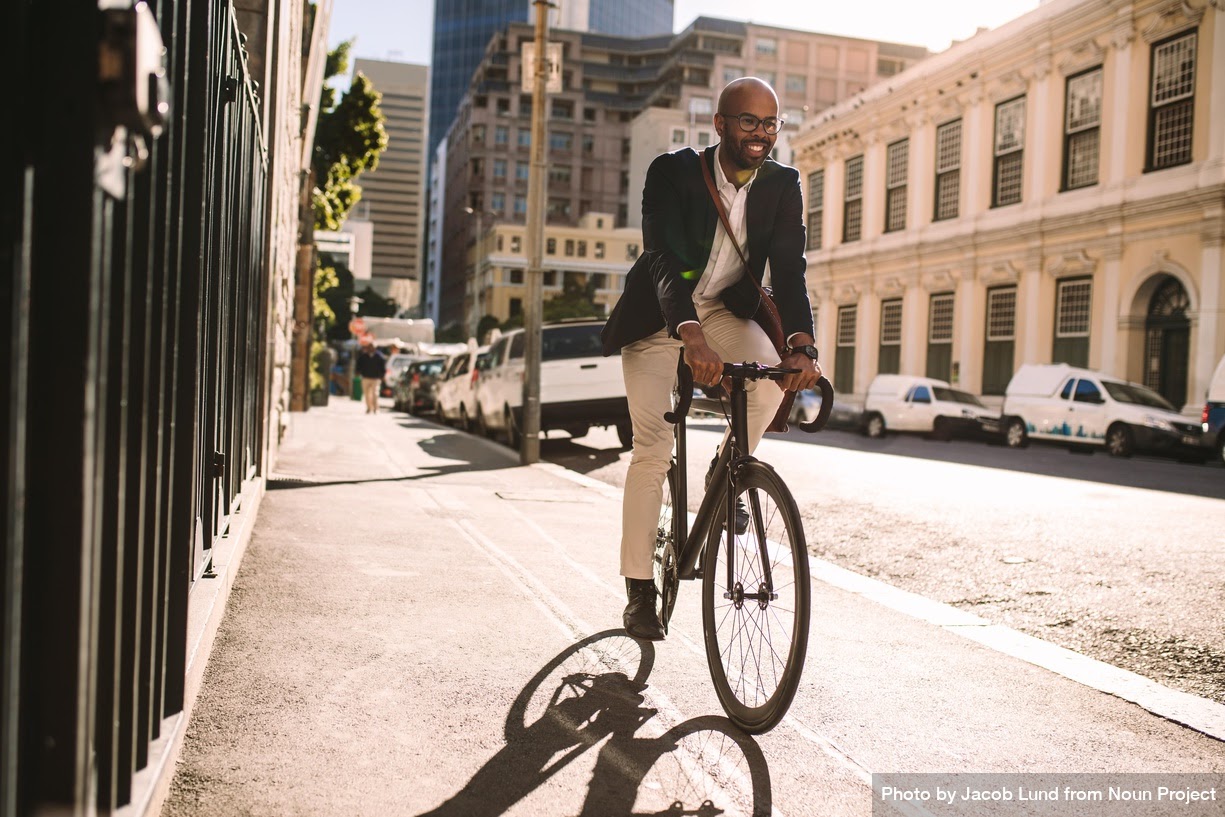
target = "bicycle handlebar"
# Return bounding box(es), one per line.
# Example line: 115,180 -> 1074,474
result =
664,355 -> 836,433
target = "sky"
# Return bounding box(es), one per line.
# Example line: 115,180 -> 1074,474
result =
328,0 -> 1045,66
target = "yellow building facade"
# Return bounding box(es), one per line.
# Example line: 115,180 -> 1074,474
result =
467,212 -> 642,327
791,0 -> 1225,412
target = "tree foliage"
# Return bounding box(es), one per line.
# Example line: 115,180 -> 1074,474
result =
311,41 -> 388,231
543,275 -> 602,322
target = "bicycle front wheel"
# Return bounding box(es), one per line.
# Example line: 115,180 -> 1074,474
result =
701,461 -> 810,733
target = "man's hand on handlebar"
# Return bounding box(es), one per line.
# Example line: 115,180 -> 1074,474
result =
678,324 -> 724,387
778,352 -> 821,393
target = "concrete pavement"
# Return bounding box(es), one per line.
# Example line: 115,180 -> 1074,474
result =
160,398 -> 1225,817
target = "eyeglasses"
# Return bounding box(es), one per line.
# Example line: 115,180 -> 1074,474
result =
719,112 -> 784,135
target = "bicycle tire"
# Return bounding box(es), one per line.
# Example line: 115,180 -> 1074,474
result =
701,461 -> 810,733
653,463 -> 680,635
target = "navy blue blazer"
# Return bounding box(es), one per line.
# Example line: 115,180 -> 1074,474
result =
601,144 -> 813,356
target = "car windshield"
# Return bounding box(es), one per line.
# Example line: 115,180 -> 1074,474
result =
931,387 -> 985,406
1102,380 -> 1175,410
542,324 -> 604,361
414,359 -> 445,375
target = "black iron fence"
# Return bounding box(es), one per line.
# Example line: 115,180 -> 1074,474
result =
1,1 -> 275,813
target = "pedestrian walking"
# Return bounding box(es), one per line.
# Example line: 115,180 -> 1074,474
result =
355,341 -> 386,414
601,77 -> 822,640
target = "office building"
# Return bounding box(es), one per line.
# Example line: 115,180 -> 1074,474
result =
353,59 -> 428,310
791,0 -> 1224,411
438,16 -> 928,331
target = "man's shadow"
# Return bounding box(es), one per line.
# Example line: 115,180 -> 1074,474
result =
418,630 -> 772,817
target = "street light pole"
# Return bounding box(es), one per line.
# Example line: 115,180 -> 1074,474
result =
522,0 -> 551,464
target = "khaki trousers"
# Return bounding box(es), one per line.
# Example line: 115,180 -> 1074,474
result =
362,378 -> 381,413
619,300 -> 783,579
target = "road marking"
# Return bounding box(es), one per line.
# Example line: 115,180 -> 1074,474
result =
535,462 -> 1225,744
450,518 -> 785,817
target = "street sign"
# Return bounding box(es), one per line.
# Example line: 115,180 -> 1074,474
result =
521,42 -> 563,93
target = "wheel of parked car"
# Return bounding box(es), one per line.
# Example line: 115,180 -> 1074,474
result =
864,412 -> 886,439
1004,417 -> 1028,449
1106,423 -> 1134,458
505,406 -> 521,449
474,404 -> 490,438
616,421 -> 633,450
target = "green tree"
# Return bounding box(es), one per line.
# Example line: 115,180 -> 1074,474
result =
543,275 -> 601,322
312,41 -> 389,231
475,314 -> 501,344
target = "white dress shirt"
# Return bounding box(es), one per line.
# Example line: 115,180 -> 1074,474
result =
678,144 -> 757,331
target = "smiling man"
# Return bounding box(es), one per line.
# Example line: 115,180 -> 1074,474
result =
601,77 -> 822,640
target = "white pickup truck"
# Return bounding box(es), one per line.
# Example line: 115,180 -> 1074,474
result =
475,319 -> 632,448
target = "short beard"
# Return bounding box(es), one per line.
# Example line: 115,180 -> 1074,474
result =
728,138 -> 770,170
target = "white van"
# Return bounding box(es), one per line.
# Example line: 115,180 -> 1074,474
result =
1001,363 -> 1209,460
862,374 -> 998,440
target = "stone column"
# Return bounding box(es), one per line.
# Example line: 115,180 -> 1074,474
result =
955,270 -> 979,390
1107,16 -> 1135,184
908,113 -> 934,228
1209,4 -> 1225,164
960,90 -> 987,216
862,137 -> 886,241
1025,55 -> 1052,204
1193,226 -> 1224,406
1099,239 -> 1124,376
1021,265 -> 1043,363
902,280 -> 925,374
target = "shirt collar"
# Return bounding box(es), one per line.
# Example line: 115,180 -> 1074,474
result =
713,143 -> 759,192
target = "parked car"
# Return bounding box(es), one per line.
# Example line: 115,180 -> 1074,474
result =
476,319 -> 631,448
393,356 -> 447,414
862,374 -> 999,440
1001,363 -> 1210,460
436,344 -> 490,430
789,388 -> 863,430
1201,354 -> 1225,467
382,353 -> 417,398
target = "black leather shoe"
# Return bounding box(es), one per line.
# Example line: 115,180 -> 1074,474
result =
623,578 -> 665,641
706,453 -> 750,535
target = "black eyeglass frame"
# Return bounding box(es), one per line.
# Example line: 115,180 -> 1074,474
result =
717,112 -> 785,135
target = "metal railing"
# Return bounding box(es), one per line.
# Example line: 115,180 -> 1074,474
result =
1,1 -> 273,814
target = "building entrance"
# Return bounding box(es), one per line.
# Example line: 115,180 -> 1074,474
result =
1144,276 -> 1191,408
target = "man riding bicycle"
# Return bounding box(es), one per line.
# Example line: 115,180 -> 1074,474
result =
601,77 -> 823,641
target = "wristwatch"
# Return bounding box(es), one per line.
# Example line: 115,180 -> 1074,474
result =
788,344 -> 819,361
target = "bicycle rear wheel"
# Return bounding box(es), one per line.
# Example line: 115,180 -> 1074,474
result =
701,461 -> 810,733
653,462 -> 680,635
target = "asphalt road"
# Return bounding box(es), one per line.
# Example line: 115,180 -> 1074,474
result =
534,421 -> 1225,704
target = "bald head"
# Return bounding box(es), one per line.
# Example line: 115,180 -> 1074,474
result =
717,77 -> 778,116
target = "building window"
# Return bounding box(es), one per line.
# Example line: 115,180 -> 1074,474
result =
806,169 -> 824,250
993,96 -> 1025,207
785,74 -> 807,94
551,99 -> 574,120
491,192 -> 505,212
843,155 -> 863,243
884,139 -> 908,233
878,299 -> 902,375
1053,278 -> 1092,367
544,271 -> 557,287
1148,31 -> 1196,171
565,239 -> 575,256
493,159 -> 507,179
626,243 -> 639,260
516,161 -> 529,181
983,286 -> 1017,395
672,128 -> 686,144
594,241 -> 605,259
508,268 -> 524,284
510,297 -> 523,317
472,124 -> 486,143
1063,67 -> 1102,190
926,293 -> 954,382
547,198 -> 571,219
834,305 -> 857,395
549,132 -> 574,152
510,236 -> 521,254
577,240 -> 587,257
514,195 -> 527,215
546,237 -> 556,255
756,37 -> 777,57
698,131 -> 712,147
582,134 -> 594,155
518,129 -> 531,147
495,125 -> 509,145
548,164 -> 572,185
757,70 -> 776,87
723,66 -> 743,84
934,119 -> 961,221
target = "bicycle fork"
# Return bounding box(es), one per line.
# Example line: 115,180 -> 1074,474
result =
722,375 -> 777,609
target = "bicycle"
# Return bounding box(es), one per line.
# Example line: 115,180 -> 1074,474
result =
654,350 -> 835,733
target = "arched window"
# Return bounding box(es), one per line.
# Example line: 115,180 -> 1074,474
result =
1144,276 -> 1190,407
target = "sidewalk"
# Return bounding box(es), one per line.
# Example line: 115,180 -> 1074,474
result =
159,398 -> 1225,817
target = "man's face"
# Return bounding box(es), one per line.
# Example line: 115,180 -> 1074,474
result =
715,90 -> 779,172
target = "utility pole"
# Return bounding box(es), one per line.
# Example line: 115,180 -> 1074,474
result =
522,0 -> 551,464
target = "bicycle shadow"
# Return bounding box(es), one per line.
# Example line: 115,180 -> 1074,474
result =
417,630 -> 773,817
